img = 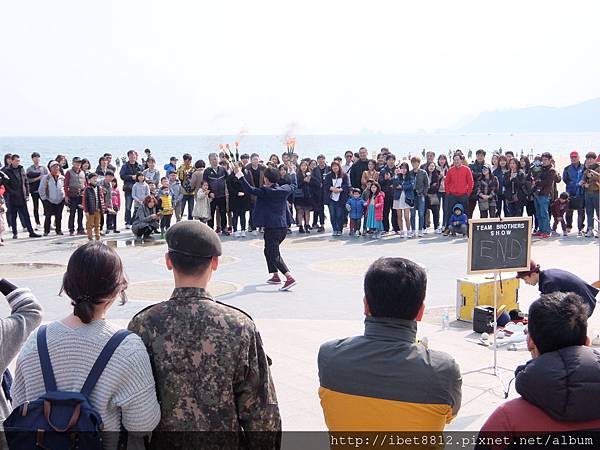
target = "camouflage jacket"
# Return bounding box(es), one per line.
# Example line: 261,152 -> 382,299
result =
128,287 -> 281,448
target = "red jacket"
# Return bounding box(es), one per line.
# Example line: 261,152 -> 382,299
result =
479,398 -> 600,450
365,192 -> 385,221
445,165 -> 474,196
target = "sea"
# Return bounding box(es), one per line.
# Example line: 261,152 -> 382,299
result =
1,133 -> 599,168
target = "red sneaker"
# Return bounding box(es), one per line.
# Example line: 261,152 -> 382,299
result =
539,233 -> 551,239
266,274 -> 282,284
279,277 -> 297,291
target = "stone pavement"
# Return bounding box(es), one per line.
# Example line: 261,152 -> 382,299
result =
0,221 -> 598,433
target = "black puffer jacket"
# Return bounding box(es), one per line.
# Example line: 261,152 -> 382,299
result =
515,346 -> 600,422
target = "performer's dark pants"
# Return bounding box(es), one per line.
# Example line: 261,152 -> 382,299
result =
67,195 -> 84,232
31,192 -> 42,225
264,227 -> 289,274
43,201 -> 64,234
312,200 -> 325,227
383,193 -> 399,232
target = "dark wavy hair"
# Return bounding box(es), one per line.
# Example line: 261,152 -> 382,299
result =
61,242 -> 128,323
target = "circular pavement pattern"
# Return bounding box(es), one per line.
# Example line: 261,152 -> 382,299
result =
126,279 -> 238,302
250,236 -> 344,250
309,257 -> 427,276
0,262 -> 66,279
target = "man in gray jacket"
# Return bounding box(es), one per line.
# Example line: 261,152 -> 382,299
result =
0,278 -> 43,423
39,161 -> 66,236
410,156 -> 430,237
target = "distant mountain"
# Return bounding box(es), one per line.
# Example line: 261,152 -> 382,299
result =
457,97 -> 600,133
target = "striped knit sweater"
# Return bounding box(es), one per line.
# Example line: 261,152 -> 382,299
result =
12,319 -> 161,439
0,286 -> 43,422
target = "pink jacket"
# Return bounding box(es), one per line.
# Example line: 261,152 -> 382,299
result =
365,192 -> 385,221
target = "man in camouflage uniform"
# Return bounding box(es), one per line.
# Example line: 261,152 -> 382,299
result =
128,221 -> 281,449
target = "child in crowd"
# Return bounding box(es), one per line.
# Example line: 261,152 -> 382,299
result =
361,179 -> 374,234
147,181 -> 157,198
551,192 -> 570,237
83,173 -> 112,241
168,170 -> 183,222
132,172 -> 150,217
449,203 -> 468,237
346,188 -> 365,236
365,182 -> 385,239
158,177 -> 174,238
107,178 -> 120,234
192,181 -> 212,223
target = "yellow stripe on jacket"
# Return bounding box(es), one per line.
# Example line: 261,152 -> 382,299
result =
319,387 -> 453,432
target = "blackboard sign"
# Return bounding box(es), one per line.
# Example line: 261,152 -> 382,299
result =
468,217 -> 532,274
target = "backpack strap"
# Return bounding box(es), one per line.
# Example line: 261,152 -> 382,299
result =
37,325 -> 57,392
80,330 -> 131,397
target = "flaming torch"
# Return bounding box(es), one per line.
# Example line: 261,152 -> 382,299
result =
286,137 -> 296,157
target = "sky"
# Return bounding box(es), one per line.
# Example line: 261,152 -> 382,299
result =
1,0 -> 599,136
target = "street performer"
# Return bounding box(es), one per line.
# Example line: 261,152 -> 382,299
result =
234,161 -> 298,291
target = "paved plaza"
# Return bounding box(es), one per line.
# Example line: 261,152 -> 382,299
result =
0,223 -> 598,433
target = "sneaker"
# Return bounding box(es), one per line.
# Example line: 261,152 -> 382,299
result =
442,228 -> 450,236
29,232 -> 42,238
435,227 -> 443,234
43,232 -> 49,236
56,231 -> 63,235
563,231 -> 568,237
222,230 -> 231,236
298,226 -> 305,234
279,277 -> 297,291
266,274 -> 282,284
69,231 -> 74,236
241,230 -> 247,237
305,228 -> 310,234
578,231 -> 583,237
77,230 -> 86,235
551,231 -> 560,237
586,230 -> 594,238
418,230 -> 424,238
423,228 -> 429,235
105,230 -> 111,235
539,233 -> 551,239
252,229 -> 258,236
305,224 -> 312,231
287,228 -> 292,235
408,231 -> 415,238
113,230 -> 121,234
401,230 -> 407,238
234,231 -> 240,238
317,226 -> 325,233
125,224 -> 131,229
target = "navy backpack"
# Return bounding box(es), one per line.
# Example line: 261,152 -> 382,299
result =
4,325 -> 131,450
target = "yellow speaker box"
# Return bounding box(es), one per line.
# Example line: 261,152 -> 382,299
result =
456,274 -> 520,322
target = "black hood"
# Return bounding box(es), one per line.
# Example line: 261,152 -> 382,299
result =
515,346 -> 600,422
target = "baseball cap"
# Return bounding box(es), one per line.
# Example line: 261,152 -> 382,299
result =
170,156 -> 178,162
570,151 -> 579,158
166,221 -> 222,258
516,259 -> 540,279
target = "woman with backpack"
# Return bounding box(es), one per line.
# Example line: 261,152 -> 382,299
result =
10,242 -> 160,448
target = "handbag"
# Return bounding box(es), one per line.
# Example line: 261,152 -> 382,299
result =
427,193 -> 439,206
569,195 -> 584,210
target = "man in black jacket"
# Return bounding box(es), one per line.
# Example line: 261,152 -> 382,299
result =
203,153 -> 230,236
119,150 -> 143,228
379,154 -> 399,233
517,259 -> 598,316
310,155 -> 330,232
3,155 -> 41,239
349,147 -> 369,189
